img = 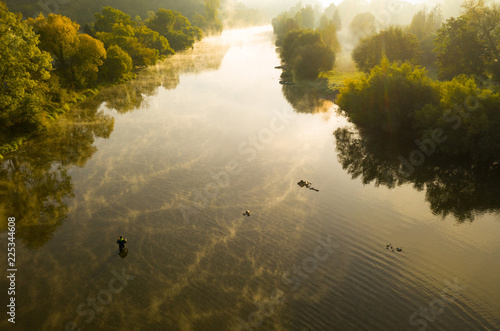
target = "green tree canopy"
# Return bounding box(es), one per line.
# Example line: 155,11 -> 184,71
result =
29,14 -> 106,87
98,45 -> 134,82
0,2 -> 52,137
96,23 -> 160,66
281,29 -> 334,81
28,13 -> 80,73
462,0 -> 500,81
352,26 -> 421,73
146,9 -> 202,52
337,60 -> 439,133
434,16 -> 486,80
94,6 -> 136,33
272,14 -> 300,45
70,34 -> 106,87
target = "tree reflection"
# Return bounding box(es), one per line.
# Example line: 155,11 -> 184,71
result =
281,78 -> 335,114
334,126 -> 500,222
92,40 -> 230,114
0,107 -> 114,249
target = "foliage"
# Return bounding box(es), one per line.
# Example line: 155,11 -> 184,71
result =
272,13 -> 300,45
98,45 -> 134,83
323,3 -> 341,30
294,5 -> 315,30
406,7 -> 442,66
414,75 -> 500,160
0,2 -> 52,137
462,0 -> 500,81
96,23 -> 159,66
146,9 -> 202,51
28,13 -> 80,72
280,29 -> 335,81
350,12 -> 376,42
293,43 -> 335,80
434,16 -> 486,80
29,13 -> 106,88
71,34 -> 106,88
338,59 -> 500,162
407,7 -> 442,40
337,60 -> 439,133
319,19 -> 341,54
201,0 -> 222,33
135,25 -> 174,56
352,26 -> 421,73
94,6 -> 136,33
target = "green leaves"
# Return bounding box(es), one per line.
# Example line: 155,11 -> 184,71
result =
352,26 -> 421,73
280,29 -> 334,81
434,17 -> 486,80
146,9 -> 201,52
0,2 -> 52,138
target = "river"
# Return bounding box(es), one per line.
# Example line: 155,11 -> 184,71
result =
0,26 -> 499,331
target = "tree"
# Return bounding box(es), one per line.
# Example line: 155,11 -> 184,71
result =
350,12 -> 376,42
434,17 -> 486,80
462,0 -> 500,81
319,20 -> 341,54
281,29 -> 334,81
99,45 -> 134,82
96,23 -> 159,66
28,13 -> 80,74
407,7 -> 442,41
204,0 -> 223,32
281,29 -> 322,64
146,9 -> 201,52
135,25 -> 173,56
293,43 -> 334,80
295,6 -> 315,29
337,60 -> 439,133
272,14 -> 300,44
29,13 -> 106,88
70,34 -> 106,88
352,26 -> 421,73
406,7 -> 443,66
0,2 -> 52,136
93,6 -> 135,33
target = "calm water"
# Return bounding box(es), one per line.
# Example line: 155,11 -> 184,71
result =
1,26 -> 499,331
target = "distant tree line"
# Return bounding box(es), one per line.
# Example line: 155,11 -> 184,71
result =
0,2 -> 213,156
5,0 -> 223,33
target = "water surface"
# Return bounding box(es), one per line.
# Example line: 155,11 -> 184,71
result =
0,26 -> 499,331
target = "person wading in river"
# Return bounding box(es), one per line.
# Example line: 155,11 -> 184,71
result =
117,236 -> 127,251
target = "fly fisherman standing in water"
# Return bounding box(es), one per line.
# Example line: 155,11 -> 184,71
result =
117,236 -> 127,251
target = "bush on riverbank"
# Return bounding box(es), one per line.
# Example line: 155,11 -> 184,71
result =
337,59 -> 500,162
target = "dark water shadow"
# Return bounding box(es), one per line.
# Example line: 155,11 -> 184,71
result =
0,106 -> 114,249
281,78 -> 336,114
334,126 -> 500,223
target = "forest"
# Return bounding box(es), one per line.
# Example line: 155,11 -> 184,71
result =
0,0 -> 224,157
272,0 -> 500,164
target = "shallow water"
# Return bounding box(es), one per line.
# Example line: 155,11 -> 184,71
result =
0,26 -> 499,331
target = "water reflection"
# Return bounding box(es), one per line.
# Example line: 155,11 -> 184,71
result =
281,78 -> 335,114
0,38 -> 230,248
0,108 -> 114,248
334,126 -> 500,222
89,40 -> 230,114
